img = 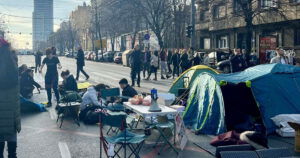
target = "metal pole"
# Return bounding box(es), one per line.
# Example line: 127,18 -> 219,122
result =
190,0 -> 196,48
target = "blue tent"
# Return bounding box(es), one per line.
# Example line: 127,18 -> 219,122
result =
183,64 -> 300,135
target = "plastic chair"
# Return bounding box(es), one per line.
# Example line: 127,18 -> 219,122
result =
220,151 -> 259,158
57,91 -> 82,128
256,148 -> 292,158
99,111 -> 146,158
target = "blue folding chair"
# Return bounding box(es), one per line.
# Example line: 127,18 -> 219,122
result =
99,111 -> 146,158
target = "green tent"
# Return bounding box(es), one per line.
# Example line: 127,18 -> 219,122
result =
183,64 -> 300,135
169,65 -> 218,96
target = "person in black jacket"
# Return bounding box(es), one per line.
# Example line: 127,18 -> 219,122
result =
230,48 -> 247,73
171,49 -> 180,79
193,52 -> 201,66
34,51 -> 42,73
20,69 -> 41,99
180,49 -> 189,73
167,50 -> 173,74
142,48 -> 151,79
119,78 -> 137,102
130,45 -> 142,87
59,70 -> 78,95
76,47 -> 89,81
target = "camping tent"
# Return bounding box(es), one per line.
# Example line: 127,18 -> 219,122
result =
183,64 -> 300,135
169,65 -> 218,96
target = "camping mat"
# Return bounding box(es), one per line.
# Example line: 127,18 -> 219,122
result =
189,134 -> 216,156
78,82 -> 92,90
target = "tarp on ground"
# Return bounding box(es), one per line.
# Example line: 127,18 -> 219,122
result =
183,64 -> 300,135
20,96 -> 46,112
169,65 -> 218,96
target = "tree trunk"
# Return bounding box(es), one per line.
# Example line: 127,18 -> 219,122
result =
245,19 -> 253,65
156,32 -> 164,49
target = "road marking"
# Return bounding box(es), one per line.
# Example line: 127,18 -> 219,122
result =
59,142 -> 72,158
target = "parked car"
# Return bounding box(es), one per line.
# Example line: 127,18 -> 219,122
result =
114,52 -> 123,64
103,51 -> 116,62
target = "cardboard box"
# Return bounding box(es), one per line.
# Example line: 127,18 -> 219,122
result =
288,122 -> 300,152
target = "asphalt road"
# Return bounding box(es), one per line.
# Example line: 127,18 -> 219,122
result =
14,55 -> 213,158
18,55 -> 174,93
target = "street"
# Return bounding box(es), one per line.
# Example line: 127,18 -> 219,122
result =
18,55 -> 173,94
16,55 -> 212,158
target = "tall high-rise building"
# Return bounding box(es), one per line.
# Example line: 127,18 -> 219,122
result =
32,0 -> 53,51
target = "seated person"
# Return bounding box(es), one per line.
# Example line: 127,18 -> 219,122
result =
80,84 -> 107,111
20,69 -> 41,99
118,78 -> 137,103
18,64 -> 28,76
59,70 -> 78,95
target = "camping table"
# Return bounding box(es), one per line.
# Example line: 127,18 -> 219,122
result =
123,102 -> 178,146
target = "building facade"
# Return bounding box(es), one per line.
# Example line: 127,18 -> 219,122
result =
32,0 -> 53,51
196,0 -> 300,63
69,2 -> 93,51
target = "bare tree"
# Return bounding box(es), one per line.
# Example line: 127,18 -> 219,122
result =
209,0 -> 290,58
128,0 -> 173,49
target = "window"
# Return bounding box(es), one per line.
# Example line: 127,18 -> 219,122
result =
295,29 -> 300,46
217,35 -> 228,48
200,10 -> 210,21
261,0 -> 278,8
213,5 -> 226,19
233,0 -> 242,13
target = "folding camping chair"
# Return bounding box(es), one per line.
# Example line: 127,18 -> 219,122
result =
99,110 -> 146,158
101,88 -> 136,134
57,91 -> 82,128
150,116 -> 178,155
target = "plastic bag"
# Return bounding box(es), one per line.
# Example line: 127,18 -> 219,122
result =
142,95 -> 151,106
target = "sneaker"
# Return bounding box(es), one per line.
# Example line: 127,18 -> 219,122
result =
161,76 -> 166,80
86,76 -> 90,80
138,84 -> 141,87
46,102 -> 52,108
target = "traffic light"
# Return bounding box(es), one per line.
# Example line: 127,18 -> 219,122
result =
186,25 -> 193,38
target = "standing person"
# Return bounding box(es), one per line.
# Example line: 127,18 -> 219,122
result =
76,47 -> 89,80
142,48 -> 151,79
39,48 -> 62,107
180,49 -> 189,73
34,51 -> 42,73
193,52 -> 201,66
160,49 -> 169,79
203,53 -> 210,66
171,49 -> 180,79
270,47 -> 293,65
0,39 -> 21,158
167,49 -> 173,74
188,47 -> 194,68
130,45 -> 142,87
230,48 -> 247,73
147,51 -> 159,81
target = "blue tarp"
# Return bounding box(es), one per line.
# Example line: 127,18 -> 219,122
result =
183,64 -> 300,135
20,96 -> 46,112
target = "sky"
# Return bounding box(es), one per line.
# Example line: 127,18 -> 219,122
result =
0,0 -> 90,50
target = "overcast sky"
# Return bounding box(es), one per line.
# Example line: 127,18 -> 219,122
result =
0,0 -> 89,49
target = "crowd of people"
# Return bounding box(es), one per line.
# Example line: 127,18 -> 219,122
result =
129,45 -> 211,87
